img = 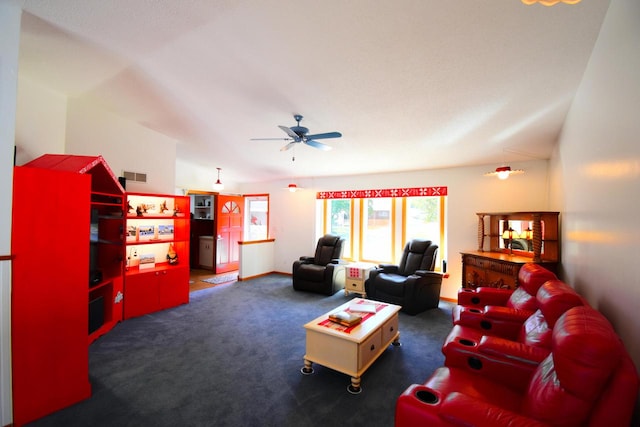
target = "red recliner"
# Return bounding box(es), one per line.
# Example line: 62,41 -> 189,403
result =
442,279 -> 585,390
453,263 -> 557,336
396,306 -> 639,427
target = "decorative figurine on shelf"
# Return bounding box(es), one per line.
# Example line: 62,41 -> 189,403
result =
127,200 -> 134,215
167,243 -> 179,265
136,203 -> 151,216
160,200 -> 169,214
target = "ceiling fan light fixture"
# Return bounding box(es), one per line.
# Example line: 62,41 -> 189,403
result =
212,167 -> 224,191
485,165 -> 524,180
287,183 -> 299,192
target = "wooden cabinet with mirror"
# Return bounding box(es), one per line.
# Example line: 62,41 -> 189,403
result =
461,212 -> 559,290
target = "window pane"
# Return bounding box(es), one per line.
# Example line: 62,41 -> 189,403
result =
327,199 -> 351,257
362,198 -> 392,262
245,196 -> 268,240
405,196 -> 441,266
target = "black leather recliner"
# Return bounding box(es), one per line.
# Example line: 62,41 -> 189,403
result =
292,234 -> 346,295
365,239 -> 442,315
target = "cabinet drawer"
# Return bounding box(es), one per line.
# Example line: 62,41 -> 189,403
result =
346,279 -> 365,293
381,314 -> 399,345
358,328 -> 382,370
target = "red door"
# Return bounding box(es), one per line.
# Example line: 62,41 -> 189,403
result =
216,195 -> 244,273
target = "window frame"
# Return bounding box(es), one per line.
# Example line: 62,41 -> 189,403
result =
318,186 -> 447,270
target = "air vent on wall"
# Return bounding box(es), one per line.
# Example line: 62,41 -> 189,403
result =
123,171 -> 147,183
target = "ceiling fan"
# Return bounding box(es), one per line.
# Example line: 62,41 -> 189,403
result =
251,114 -> 342,151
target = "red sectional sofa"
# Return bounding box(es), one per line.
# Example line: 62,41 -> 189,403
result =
396,264 -> 639,427
452,263 -> 558,335
441,279 -> 585,390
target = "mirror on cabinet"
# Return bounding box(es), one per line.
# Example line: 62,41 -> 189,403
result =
476,212 -> 559,263
497,219 -> 543,252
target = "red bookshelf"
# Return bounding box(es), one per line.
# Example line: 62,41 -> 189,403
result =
124,192 -> 190,319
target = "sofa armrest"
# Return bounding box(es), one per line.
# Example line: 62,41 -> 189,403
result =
414,270 -> 443,279
299,256 -> 315,263
330,258 -> 347,265
441,392 -> 550,427
484,306 -> 534,323
377,264 -> 399,274
478,335 -> 549,365
457,287 -> 513,307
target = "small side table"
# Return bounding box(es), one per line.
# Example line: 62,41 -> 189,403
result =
344,263 -> 377,297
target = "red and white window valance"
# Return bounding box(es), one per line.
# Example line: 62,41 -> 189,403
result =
316,186 -> 447,199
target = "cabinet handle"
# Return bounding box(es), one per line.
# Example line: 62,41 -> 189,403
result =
390,326 -> 394,332
370,344 -> 375,351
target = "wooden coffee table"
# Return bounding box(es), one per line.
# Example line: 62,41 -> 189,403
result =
301,298 -> 402,394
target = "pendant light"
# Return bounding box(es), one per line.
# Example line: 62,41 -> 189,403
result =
285,153 -> 302,192
212,167 -> 224,192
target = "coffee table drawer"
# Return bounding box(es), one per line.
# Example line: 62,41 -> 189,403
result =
381,314 -> 399,344
358,328 -> 382,369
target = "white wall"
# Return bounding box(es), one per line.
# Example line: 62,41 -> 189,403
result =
0,2 -> 21,424
65,97 -> 178,194
240,159 -> 551,300
13,85 -> 179,195
550,0 -> 640,371
15,77 -> 67,165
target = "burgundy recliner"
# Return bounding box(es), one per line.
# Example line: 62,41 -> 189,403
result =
395,305 -> 639,427
452,263 -> 557,334
441,279 -> 585,390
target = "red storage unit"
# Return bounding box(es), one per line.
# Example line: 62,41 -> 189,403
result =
124,192 -> 190,319
22,154 -> 126,344
11,166 -> 92,426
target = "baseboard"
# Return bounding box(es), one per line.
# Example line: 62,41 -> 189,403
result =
238,271 -> 292,281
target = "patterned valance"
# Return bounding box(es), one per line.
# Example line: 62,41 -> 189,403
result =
317,186 -> 447,199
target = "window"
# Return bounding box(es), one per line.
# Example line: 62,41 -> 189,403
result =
403,196 -> 445,269
325,199 -> 352,258
318,187 -> 447,269
244,195 -> 269,241
361,198 -> 394,262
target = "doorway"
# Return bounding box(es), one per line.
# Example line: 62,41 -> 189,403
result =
215,194 -> 244,273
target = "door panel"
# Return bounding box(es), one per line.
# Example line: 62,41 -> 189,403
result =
215,195 -> 244,273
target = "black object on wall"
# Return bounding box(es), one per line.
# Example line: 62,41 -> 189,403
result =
118,176 -> 126,190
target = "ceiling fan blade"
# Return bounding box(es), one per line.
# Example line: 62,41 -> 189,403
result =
304,139 -> 332,151
250,137 -> 293,141
278,125 -> 300,141
280,142 -> 297,151
304,131 -> 342,140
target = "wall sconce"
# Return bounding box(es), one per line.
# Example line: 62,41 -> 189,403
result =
485,165 -> 524,180
286,183 -> 301,193
522,0 -> 582,5
212,167 -> 224,192
502,227 -> 516,255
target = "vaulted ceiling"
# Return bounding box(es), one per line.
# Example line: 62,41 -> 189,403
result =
16,0 -> 611,184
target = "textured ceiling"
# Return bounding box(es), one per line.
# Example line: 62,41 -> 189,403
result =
16,0 -> 611,184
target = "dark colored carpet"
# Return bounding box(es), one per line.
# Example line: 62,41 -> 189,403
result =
29,274 -> 453,427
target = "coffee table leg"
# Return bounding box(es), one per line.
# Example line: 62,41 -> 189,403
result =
301,359 -> 314,375
347,376 -> 362,394
392,332 -> 401,347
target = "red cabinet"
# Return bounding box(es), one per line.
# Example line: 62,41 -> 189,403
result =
124,266 -> 189,319
124,192 -> 190,319
11,166 -> 92,426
